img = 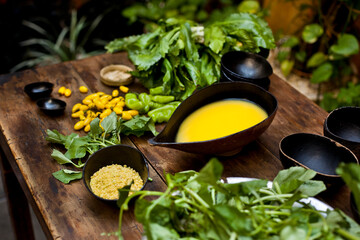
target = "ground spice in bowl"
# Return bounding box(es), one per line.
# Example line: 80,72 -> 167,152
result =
90,164 -> 143,200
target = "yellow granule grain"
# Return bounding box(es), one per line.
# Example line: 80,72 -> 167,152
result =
90,164 -> 143,200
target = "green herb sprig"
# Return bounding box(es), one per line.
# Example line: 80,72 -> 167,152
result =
116,158 -> 360,240
46,112 -> 157,183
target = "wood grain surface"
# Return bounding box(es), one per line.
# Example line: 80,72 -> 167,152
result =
0,52 -> 354,240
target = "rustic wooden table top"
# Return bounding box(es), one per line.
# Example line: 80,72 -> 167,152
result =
0,52 -> 354,240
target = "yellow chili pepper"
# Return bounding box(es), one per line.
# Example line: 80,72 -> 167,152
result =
119,86 -> 129,93
71,110 -> 84,118
84,124 -> 91,132
113,107 -> 123,115
79,86 -> 88,93
79,105 -> 89,111
74,121 -> 85,130
72,103 -> 82,113
128,110 -> 139,116
58,86 -> 66,95
112,89 -> 119,97
82,98 -> 93,105
64,88 -> 72,97
121,111 -> 132,120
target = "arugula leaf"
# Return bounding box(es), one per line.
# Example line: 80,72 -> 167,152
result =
121,115 -> 158,137
45,129 -> 67,144
100,111 -> 118,134
64,136 -> 89,160
51,149 -> 84,168
89,118 -> 102,136
52,169 -> 82,184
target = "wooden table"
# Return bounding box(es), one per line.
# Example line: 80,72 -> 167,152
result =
0,52 -> 354,240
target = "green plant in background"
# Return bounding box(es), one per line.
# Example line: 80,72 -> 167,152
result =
121,0 -> 267,31
11,10 -> 104,72
276,0 -> 360,111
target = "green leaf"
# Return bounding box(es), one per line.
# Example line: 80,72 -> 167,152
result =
121,115 -> 158,137
273,166 -> 317,194
310,62 -> 333,83
280,226 -> 307,240
302,23 -> 323,43
89,118 -> 102,136
337,163 -> 360,215
179,22 -> 199,62
45,129 -> 66,144
330,34 -> 359,57
204,25 -> 226,54
64,136 -> 88,160
280,59 -> 294,77
282,36 -> 300,48
194,158 -> 223,185
117,181 -> 133,208
237,0 -> 260,14
306,52 -> 327,68
52,169 -> 82,184
295,50 -> 306,63
101,112 -> 118,134
51,149 -> 84,168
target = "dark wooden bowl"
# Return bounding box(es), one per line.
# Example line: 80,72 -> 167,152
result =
83,145 -> 149,204
279,133 -> 359,185
24,82 -> 53,100
148,82 -> 278,156
324,106 -> 360,159
36,98 -> 66,116
220,51 -> 273,90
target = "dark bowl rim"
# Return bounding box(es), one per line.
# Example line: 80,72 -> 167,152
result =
36,97 -> 67,111
150,81 -> 278,146
279,132 -> 359,178
324,106 -> 360,144
82,144 -> 149,203
24,81 -> 54,92
220,51 -> 273,80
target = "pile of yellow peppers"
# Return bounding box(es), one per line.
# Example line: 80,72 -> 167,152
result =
70,86 -> 138,132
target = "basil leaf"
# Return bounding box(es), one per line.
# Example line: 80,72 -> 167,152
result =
52,169 -> 82,184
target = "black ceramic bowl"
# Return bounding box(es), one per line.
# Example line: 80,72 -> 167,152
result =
324,106 -> 360,159
220,51 -> 273,90
83,145 -> 149,204
279,133 -> 359,184
149,82 -> 278,156
24,82 -> 54,100
36,98 -> 66,116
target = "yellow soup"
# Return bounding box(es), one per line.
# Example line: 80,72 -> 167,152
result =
175,99 -> 268,142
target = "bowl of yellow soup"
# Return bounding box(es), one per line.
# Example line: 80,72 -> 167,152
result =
148,82 -> 278,156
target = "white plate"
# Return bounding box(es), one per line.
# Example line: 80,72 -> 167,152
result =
226,177 -> 333,212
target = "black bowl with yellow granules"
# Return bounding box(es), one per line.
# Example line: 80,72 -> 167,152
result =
83,145 -> 149,204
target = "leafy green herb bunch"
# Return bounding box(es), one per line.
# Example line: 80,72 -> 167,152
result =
106,13 -> 275,101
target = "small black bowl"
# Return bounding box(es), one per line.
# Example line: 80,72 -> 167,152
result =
220,51 -> 273,90
24,82 -> 54,100
279,133 -> 359,185
324,106 -> 360,159
149,82 -> 278,156
36,98 -> 66,116
83,145 -> 149,204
